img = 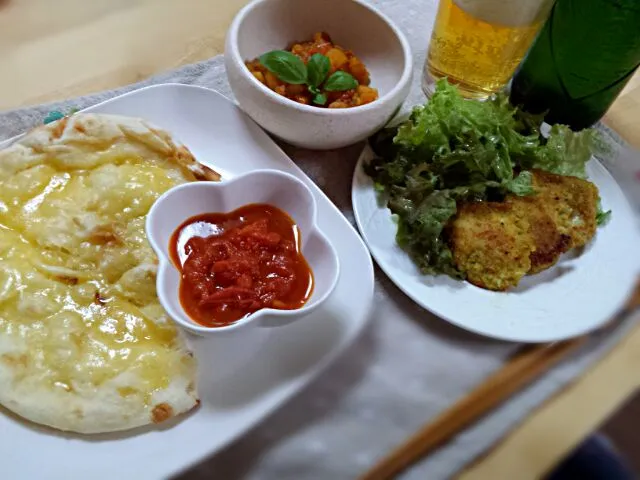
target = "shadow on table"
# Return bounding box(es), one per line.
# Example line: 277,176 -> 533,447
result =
375,265 -> 512,351
278,141 -> 366,215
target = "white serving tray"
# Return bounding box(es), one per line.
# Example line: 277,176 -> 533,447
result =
0,84 -> 375,479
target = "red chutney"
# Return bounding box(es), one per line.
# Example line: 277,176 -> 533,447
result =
169,204 -> 314,328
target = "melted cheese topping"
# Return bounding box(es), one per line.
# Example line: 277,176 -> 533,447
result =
0,150 -> 191,402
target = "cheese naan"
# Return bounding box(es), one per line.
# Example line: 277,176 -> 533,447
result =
0,113 -> 219,434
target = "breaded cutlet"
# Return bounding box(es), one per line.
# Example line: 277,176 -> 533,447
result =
449,201 -> 535,291
506,195 -> 572,274
529,169 -> 599,249
450,170 -> 599,291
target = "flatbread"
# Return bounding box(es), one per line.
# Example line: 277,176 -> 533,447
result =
0,113 -> 219,434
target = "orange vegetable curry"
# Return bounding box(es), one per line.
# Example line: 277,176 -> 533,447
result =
246,32 -> 379,109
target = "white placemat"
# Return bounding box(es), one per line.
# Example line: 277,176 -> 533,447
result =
1,1 -> 639,478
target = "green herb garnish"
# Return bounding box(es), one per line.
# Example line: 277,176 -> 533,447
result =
306,53 -> 330,88
258,50 -> 358,106
43,111 -> 65,124
312,92 -> 328,106
259,51 -> 307,84
324,71 -> 359,92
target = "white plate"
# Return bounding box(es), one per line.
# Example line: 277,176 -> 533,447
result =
0,84 -> 374,479
352,144 -> 640,343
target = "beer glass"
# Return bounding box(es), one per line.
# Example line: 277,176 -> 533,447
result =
423,0 -> 556,99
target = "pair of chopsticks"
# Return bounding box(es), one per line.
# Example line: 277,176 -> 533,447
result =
360,282 -> 640,480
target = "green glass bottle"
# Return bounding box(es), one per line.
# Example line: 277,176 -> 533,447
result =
510,0 -> 640,130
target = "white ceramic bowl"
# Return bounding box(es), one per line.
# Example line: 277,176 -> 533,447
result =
224,0 -> 413,150
146,170 -> 340,337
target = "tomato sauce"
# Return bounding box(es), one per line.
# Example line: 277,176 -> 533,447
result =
169,204 -> 314,327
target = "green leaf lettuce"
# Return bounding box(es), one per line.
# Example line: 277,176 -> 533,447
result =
366,79 -> 607,276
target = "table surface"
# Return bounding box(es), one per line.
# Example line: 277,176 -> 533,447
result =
1,1 -> 639,478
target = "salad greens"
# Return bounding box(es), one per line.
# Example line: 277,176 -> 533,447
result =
365,79 -> 606,276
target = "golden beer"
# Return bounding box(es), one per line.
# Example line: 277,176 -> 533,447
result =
424,0 -> 555,98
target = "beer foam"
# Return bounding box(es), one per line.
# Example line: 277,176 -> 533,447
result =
454,0 -> 553,27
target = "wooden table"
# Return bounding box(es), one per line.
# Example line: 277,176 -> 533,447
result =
1,1 -> 639,478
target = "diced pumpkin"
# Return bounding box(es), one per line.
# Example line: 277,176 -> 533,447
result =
252,71 -> 266,84
356,85 -> 378,105
265,71 -> 283,90
314,32 -> 332,43
326,48 -> 348,70
293,95 -> 310,105
349,57 -> 370,85
286,84 -> 306,96
328,101 -> 349,109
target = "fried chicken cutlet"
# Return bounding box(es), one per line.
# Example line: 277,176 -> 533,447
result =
449,201 -> 535,291
506,195 -> 572,274
529,169 -> 599,249
450,170 -> 599,291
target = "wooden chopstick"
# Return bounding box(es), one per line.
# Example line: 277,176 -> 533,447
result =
359,281 -> 640,480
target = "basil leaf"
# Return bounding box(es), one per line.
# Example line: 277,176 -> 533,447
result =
313,93 -> 328,105
324,71 -> 358,91
307,54 -> 330,88
308,85 -> 320,95
259,50 -> 307,84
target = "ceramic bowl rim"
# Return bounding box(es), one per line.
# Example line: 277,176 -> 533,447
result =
146,169 -> 341,336
226,0 -> 413,116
